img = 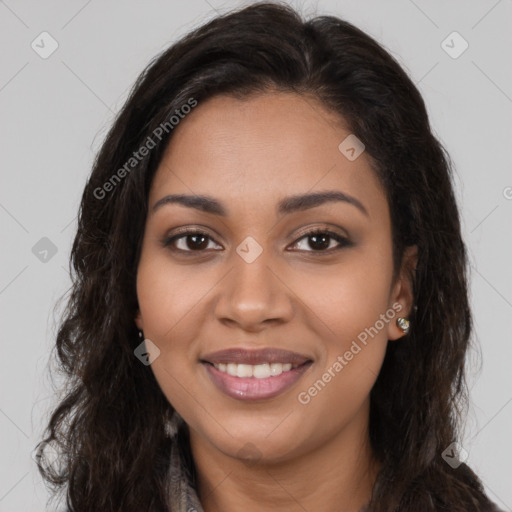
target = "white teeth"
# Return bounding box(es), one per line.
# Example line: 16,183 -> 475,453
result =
253,363 -> 270,378
236,364 -> 253,378
213,362 -> 299,378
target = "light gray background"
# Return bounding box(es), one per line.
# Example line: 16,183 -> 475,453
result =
1,1 -> 511,510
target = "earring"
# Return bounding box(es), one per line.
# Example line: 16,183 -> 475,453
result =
138,330 -> 143,340
397,317 -> 410,334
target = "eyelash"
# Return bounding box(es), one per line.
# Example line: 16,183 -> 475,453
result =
162,227 -> 351,255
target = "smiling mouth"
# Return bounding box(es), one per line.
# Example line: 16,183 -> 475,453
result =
202,360 -> 311,379
201,359 -> 314,401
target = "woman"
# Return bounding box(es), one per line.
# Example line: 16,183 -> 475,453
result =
35,2 -> 504,511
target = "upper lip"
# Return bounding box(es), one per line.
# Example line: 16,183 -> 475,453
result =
200,348 -> 312,366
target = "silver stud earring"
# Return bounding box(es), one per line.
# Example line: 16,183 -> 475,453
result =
138,330 -> 143,340
397,317 -> 410,334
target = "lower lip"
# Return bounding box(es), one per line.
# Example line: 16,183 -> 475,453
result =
202,362 -> 313,401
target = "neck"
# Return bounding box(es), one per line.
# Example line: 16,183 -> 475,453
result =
189,401 -> 379,512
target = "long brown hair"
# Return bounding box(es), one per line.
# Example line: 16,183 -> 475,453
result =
36,2 -> 498,510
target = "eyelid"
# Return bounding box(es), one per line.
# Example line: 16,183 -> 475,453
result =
287,227 -> 350,252
164,228 -> 350,247
162,227 -> 223,252
292,224 -> 349,241
162,225 -> 351,254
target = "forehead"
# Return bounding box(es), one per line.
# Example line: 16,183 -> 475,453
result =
149,92 -> 386,220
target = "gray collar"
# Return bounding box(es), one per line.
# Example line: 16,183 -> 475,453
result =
166,437 -> 204,512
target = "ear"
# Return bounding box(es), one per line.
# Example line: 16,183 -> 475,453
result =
387,245 -> 418,341
134,308 -> 143,331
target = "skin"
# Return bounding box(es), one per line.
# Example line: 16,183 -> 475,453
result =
135,91 -> 417,512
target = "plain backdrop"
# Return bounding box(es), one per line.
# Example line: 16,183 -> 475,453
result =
1,0 -> 511,510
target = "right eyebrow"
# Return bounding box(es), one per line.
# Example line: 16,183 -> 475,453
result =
152,194 -> 226,216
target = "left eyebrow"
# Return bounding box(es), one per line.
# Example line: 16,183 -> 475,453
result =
277,190 -> 369,218
151,190 -> 369,218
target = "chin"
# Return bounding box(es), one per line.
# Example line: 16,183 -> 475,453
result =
200,422 -> 307,465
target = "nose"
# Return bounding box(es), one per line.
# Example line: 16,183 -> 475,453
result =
213,248 -> 294,332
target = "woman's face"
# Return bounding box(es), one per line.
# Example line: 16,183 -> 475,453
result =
135,92 -> 416,464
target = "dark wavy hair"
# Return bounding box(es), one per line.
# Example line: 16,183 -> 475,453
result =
36,2 -> 498,511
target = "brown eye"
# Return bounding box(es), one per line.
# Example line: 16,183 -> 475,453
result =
162,227 -> 351,255
290,229 -> 351,253
163,230 -> 221,252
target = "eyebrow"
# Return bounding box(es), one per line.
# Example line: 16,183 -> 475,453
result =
152,190 -> 369,217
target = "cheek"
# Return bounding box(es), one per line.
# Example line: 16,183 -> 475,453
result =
292,247 -> 394,349
292,281 -> 390,441
290,247 -> 393,412
135,250 -> 217,410
136,250 -> 212,339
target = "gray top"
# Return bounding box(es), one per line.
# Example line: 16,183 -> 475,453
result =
166,438 -> 204,512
